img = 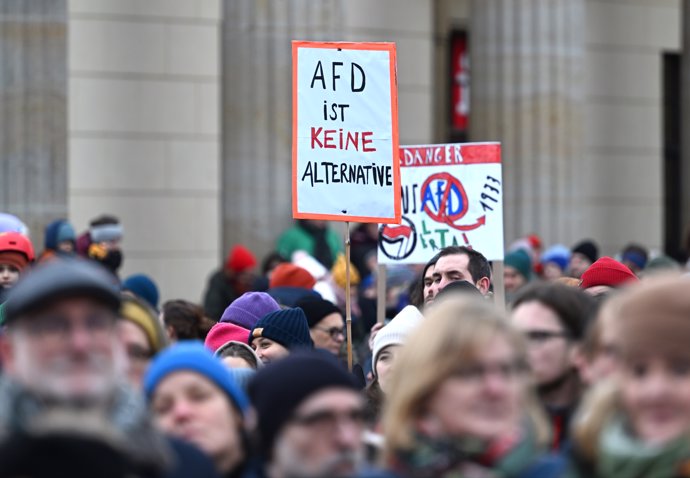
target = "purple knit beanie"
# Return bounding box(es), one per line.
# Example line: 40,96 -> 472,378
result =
220,292 -> 281,329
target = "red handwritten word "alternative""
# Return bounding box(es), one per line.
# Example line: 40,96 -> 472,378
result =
311,127 -> 376,152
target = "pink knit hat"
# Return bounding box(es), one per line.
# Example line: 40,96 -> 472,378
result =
204,322 -> 250,352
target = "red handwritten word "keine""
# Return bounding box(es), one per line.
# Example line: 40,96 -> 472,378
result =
311,127 -> 376,152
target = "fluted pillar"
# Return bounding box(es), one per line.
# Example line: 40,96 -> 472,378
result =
681,0 -> 690,255
470,0 -> 585,245
221,0 -> 343,258
0,0 -> 67,238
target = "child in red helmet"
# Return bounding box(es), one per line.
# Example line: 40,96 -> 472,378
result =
0,231 -> 34,295
0,231 -> 35,327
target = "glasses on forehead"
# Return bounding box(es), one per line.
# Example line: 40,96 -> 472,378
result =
290,407 -> 366,433
315,326 -> 346,339
20,310 -> 118,341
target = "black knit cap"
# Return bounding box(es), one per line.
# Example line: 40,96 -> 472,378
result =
248,307 -> 313,350
295,296 -> 342,328
248,350 -> 360,457
4,258 -> 121,324
572,240 -> 599,264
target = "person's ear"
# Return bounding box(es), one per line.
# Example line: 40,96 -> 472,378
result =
571,344 -> 593,385
165,325 -> 177,341
476,277 -> 491,296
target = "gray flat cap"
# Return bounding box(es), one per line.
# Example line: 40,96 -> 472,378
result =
3,258 -> 121,324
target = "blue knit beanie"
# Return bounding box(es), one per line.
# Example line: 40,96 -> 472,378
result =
541,244 -> 571,271
249,308 -> 313,350
123,274 -> 160,310
44,219 -> 76,251
144,341 -> 249,414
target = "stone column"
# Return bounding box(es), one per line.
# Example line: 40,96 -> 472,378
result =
0,0 -> 67,239
221,0 -> 343,259
681,0 -> 690,252
470,0 -> 585,246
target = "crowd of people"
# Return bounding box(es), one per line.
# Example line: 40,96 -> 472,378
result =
0,212 -> 690,477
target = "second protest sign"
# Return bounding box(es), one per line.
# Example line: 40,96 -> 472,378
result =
378,142 -> 504,264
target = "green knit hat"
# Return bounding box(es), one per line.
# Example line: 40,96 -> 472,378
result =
505,249 -> 532,280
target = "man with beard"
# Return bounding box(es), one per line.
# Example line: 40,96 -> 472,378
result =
510,282 -> 594,450
0,258 -> 218,477
248,351 -> 368,478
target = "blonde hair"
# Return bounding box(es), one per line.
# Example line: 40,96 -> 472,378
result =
382,297 -> 548,459
570,379 -> 619,461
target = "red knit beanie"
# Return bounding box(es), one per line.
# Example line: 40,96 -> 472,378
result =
269,263 -> 316,289
225,245 -> 257,273
579,256 -> 638,289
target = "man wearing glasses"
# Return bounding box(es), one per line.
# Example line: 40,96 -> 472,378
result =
296,297 -> 346,356
249,351 -> 367,478
509,282 -> 595,451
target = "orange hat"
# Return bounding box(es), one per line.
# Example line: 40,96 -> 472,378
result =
269,263 -> 316,289
226,245 -> 257,273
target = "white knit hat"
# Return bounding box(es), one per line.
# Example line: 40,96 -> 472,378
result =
372,305 -> 424,376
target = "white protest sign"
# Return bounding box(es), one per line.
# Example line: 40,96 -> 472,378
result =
292,41 -> 401,223
378,142 -> 504,263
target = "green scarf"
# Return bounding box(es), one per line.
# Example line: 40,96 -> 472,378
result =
392,423 -> 543,478
595,417 -> 690,478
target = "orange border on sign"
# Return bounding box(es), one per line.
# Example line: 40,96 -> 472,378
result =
291,41 -> 401,224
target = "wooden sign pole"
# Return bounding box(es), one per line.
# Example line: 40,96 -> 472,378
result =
376,263 -> 387,324
493,260 -> 506,311
345,221 -> 353,371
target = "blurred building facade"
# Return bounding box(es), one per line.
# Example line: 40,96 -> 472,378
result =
0,0 -> 681,302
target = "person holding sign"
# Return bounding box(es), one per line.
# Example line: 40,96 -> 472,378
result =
277,220 -> 342,270
293,41 -> 400,373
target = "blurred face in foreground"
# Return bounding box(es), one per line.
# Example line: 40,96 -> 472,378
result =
621,354 -> 690,445
576,305 -> 621,386
418,335 -> 523,441
271,388 -> 365,478
511,300 -> 572,388
118,320 -> 153,389
151,371 -> 244,473
1,298 -> 124,402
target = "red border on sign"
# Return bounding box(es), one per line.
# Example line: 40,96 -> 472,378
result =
291,41 -> 401,224
399,143 -> 501,168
